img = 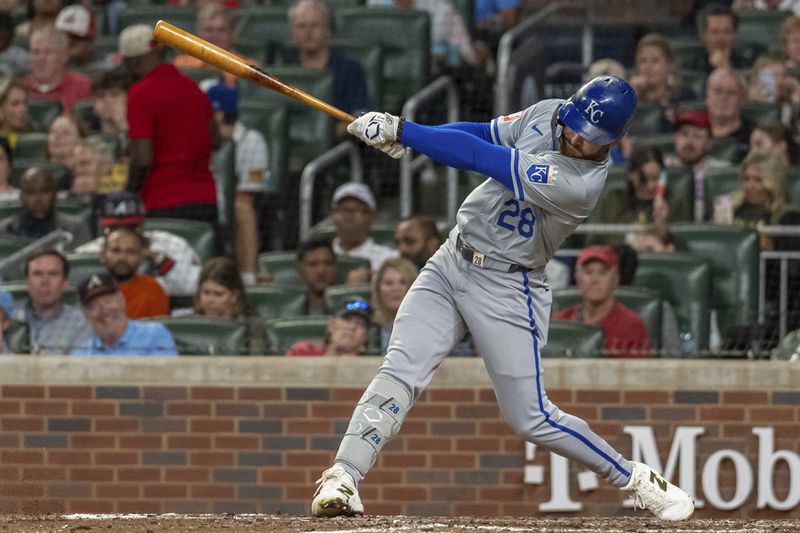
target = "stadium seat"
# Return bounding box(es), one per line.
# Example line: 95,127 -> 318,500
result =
709,136 -> 740,162
737,9 -> 791,52
634,252 -> 712,352
4,322 -> 30,354
0,201 -> 20,220
152,316 -> 248,356
211,140 -> 236,228
670,224 -> 759,339
246,285 -> 306,320
633,133 -> 675,155
118,6 -> 197,33
143,218 -> 217,261
334,7 -> 430,113
787,165 -> 800,209
64,253 -> 104,285
324,283 -> 372,312
15,132 -> 48,160
670,41 -> 705,71
57,198 -> 95,238
236,101 -> 289,197
265,316 -> 329,353
238,67 -> 334,172
741,101 -> 780,127
680,70 -> 708,99
27,99 -> 62,131
233,6 -> 290,61
551,287 -> 663,352
233,37 -> 271,66
258,252 -> 372,287
630,102 -> 667,135
72,99 -> 97,131
541,321 -> 605,358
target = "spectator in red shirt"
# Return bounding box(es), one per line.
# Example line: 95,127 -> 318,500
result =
25,26 -> 91,113
118,24 -> 218,224
552,246 -> 652,358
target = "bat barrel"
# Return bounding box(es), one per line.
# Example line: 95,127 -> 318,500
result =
151,20 -> 355,123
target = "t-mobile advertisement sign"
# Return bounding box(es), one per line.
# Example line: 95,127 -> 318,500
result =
523,426 -> 800,512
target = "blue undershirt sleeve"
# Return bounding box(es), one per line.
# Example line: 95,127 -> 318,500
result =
400,121 -> 514,191
437,121 -> 494,143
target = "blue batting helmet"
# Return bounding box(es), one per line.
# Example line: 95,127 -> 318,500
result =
557,76 -> 637,145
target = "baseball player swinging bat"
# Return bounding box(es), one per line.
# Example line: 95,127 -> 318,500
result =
151,20 -> 355,123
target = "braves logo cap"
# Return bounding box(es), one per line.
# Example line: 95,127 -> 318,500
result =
77,270 -> 118,306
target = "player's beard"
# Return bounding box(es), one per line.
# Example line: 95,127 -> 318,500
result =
557,133 -> 610,162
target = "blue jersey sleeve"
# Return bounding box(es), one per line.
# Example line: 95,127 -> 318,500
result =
400,121 -> 515,191
438,122 -> 494,143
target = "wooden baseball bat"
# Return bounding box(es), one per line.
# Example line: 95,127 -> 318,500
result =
151,20 -> 355,123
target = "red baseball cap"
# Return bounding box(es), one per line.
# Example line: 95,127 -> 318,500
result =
675,110 -> 711,132
576,246 -> 619,268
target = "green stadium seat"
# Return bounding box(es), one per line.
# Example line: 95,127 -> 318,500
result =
238,67 -> 334,171
709,136 -> 740,162
265,316 -> 329,353
143,218 -> 216,261
0,201 -> 20,220
634,252 -> 712,352
787,165 -> 800,209
236,101 -> 289,196
258,252 -> 372,287
0,235 -> 34,281
741,101 -> 780,127
737,9 -> 791,51
211,140 -> 236,228
246,285 -> 305,320
27,99 -> 62,131
71,99 -> 97,131
14,132 -> 48,160
551,286 -> 662,352
633,133 -> 675,156
65,253 -> 104,285
324,283 -> 372,312
233,38 -> 270,66
57,198 -> 95,238
118,6 -> 197,33
770,327 -> 800,360
151,316 -> 248,356
5,322 -> 30,354
630,102 -> 667,135
671,41 -> 705,72
680,70 -> 708,99
334,7 -> 430,113
670,224 -> 759,339
233,7 -> 289,60
541,321 -> 605,358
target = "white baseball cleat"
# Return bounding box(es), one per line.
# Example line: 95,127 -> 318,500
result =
311,464 -> 364,518
623,461 -> 694,521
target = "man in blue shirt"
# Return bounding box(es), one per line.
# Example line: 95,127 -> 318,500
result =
71,270 -> 177,356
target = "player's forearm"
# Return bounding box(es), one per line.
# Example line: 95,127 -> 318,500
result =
437,122 -> 493,143
400,121 -> 514,190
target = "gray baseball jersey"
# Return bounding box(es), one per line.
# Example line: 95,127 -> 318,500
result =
458,99 -> 608,274
330,100 -> 634,499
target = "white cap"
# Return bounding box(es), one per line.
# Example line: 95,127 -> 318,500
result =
55,5 -> 94,38
332,182 -> 376,211
118,24 -> 155,58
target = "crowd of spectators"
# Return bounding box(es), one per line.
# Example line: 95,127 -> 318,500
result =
0,0 -> 798,360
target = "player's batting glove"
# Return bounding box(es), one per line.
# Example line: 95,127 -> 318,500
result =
348,111 -> 401,144
375,141 -> 407,159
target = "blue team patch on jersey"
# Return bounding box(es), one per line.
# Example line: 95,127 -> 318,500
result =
525,164 -> 557,186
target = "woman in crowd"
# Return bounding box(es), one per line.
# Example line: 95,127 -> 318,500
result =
285,298 -> 373,357
748,122 -> 797,167
0,79 -> 33,149
46,113 -> 85,168
594,146 -> 690,234
782,16 -> 800,72
628,33 -> 695,130
0,137 -> 17,201
371,258 -> 419,355
193,256 -> 265,354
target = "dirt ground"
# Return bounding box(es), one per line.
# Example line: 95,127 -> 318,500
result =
0,515 -> 798,533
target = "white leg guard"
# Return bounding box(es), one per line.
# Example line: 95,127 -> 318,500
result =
334,376 -> 412,480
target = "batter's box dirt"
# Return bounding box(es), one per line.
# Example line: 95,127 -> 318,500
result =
0,515 -> 798,533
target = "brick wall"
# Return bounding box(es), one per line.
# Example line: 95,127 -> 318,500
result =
0,357 -> 797,517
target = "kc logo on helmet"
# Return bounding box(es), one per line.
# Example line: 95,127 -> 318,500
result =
584,99 -> 604,124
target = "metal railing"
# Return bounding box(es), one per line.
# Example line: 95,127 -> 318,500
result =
298,141 -> 363,241
400,76 -> 459,223
0,229 -> 74,278
494,3 -> 560,116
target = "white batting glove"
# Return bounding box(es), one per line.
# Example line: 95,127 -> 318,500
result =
375,140 -> 407,159
348,111 -> 400,144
